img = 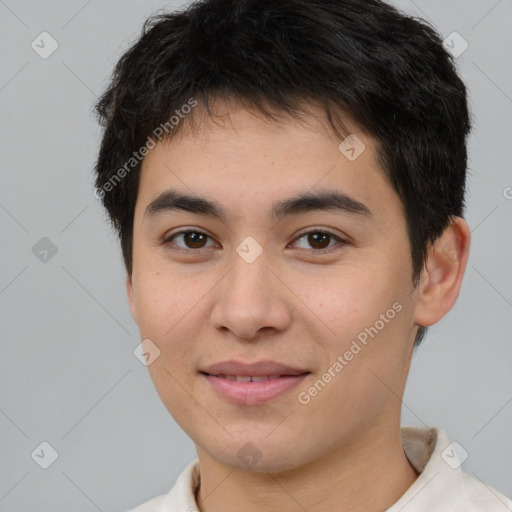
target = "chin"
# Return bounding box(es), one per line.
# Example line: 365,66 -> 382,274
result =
230,454 -> 303,474
204,438 -> 309,474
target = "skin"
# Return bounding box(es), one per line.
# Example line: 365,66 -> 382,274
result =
126,98 -> 471,512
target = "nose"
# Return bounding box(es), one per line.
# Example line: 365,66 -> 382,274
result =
210,248 -> 292,340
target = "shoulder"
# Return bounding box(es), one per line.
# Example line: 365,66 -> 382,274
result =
394,426 -> 512,512
457,471 -> 512,511
123,458 -> 200,512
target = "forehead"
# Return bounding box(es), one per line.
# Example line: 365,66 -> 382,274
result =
135,100 -> 403,227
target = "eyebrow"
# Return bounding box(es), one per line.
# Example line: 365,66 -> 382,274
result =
144,189 -> 372,223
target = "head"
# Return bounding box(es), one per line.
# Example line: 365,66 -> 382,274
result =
94,0 -> 471,472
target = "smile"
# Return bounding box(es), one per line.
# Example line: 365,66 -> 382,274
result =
201,372 -> 310,405
208,374 -> 282,381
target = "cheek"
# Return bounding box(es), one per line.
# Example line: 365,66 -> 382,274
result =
131,264 -> 200,342
302,262 -> 413,386
326,300 -> 413,411
293,264 -> 399,343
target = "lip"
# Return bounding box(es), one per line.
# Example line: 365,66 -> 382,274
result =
202,373 -> 309,405
200,360 -> 310,406
201,359 -> 309,377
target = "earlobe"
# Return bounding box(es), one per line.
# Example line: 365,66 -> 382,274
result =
413,216 -> 471,327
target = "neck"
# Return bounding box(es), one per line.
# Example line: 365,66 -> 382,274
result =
195,423 -> 420,512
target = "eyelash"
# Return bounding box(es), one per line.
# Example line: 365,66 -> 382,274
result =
161,228 -> 348,255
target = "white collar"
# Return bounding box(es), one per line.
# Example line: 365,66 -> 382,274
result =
152,426 -> 512,512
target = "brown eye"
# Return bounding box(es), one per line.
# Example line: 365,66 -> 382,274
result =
306,232 -> 331,249
164,230 -> 217,250
182,232 -> 208,249
291,230 -> 347,253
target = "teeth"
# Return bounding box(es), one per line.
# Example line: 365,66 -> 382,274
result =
215,374 -> 282,381
251,376 -> 270,382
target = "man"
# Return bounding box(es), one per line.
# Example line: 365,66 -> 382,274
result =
94,0 -> 512,510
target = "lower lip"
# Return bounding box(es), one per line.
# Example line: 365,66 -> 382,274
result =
202,373 -> 309,405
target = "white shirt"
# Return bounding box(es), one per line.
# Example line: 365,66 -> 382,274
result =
126,426 -> 512,511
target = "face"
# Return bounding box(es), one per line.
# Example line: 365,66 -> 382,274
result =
127,99 -> 421,472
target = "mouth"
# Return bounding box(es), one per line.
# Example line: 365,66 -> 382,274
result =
200,359 -> 309,377
201,373 -> 290,382
199,369 -> 310,405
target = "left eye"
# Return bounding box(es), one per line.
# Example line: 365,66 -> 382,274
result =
290,230 -> 345,252
163,229 -> 346,253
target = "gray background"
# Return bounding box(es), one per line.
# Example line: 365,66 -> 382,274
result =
0,0 -> 511,510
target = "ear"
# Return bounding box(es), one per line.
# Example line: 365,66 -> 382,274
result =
125,272 -> 139,324
413,216 -> 471,327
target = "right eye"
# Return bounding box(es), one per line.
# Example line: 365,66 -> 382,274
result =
162,229 -> 220,251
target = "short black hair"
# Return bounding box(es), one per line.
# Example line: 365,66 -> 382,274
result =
94,0 -> 472,347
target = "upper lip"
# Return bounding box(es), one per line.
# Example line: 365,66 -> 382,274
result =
201,360 -> 310,377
